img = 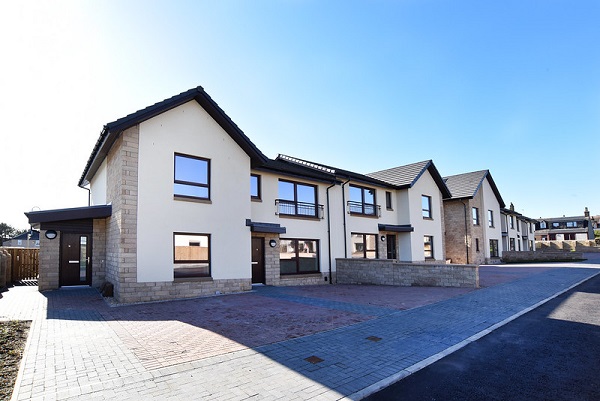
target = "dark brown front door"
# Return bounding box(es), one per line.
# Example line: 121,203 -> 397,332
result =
251,237 -> 265,284
60,233 -> 91,286
386,234 -> 397,259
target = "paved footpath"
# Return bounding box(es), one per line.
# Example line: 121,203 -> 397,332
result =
2,263 -> 599,400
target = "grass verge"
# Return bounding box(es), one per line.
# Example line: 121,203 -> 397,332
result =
0,321 -> 30,401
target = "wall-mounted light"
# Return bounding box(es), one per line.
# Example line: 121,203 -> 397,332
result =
45,230 -> 57,240
269,239 -> 277,248
380,235 -> 386,242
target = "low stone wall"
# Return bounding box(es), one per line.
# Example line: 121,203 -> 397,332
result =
502,250 -> 585,263
536,240 -> 600,253
336,259 -> 479,288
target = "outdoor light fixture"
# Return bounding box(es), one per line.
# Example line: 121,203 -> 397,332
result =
45,230 -> 57,240
269,239 -> 277,248
380,235 -> 386,242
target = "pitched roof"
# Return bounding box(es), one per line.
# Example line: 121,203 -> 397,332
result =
10,230 -> 40,241
367,160 -> 451,198
443,170 -> 505,208
257,154 -> 396,188
79,86 -> 268,187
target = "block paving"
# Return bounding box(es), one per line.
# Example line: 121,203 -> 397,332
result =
0,263 -> 598,400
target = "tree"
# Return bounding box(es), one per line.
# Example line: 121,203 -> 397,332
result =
0,223 -> 27,245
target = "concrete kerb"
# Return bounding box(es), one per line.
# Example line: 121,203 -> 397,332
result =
344,268 -> 600,401
10,318 -> 36,401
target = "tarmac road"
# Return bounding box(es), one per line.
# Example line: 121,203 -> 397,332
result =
365,269 -> 600,401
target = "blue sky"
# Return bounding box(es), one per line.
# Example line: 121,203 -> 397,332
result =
1,0 -> 599,229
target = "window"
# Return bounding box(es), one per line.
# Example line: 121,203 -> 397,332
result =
539,221 -> 547,229
475,238 -> 480,252
250,174 -> 261,200
552,222 -> 560,228
279,239 -> 319,274
385,191 -> 393,210
472,207 -> 480,225
566,221 -> 578,228
422,195 -> 432,219
173,233 -> 210,278
351,233 -> 377,259
277,180 -> 318,217
509,238 -> 515,251
424,236 -> 434,259
509,216 -> 514,229
349,185 -> 377,216
174,153 -> 210,200
490,239 -> 499,257
488,210 -> 495,227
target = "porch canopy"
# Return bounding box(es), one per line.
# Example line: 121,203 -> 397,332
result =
25,205 -> 112,230
378,223 -> 414,233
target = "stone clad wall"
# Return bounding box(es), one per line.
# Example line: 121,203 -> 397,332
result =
336,258 -> 479,288
536,240 -> 600,253
38,231 -> 60,291
502,250 -> 585,263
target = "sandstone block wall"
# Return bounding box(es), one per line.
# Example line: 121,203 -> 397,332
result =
336,258 -> 479,288
502,250 -> 585,263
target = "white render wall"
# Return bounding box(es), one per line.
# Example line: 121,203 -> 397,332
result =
136,101 -> 252,282
482,179 -> 502,259
89,159 -> 107,205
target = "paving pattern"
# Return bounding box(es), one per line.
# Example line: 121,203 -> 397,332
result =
1,262 -> 598,400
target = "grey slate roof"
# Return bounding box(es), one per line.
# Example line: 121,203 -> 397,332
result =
79,86 -> 268,187
367,160 -> 451,198
443,170 -> 505,208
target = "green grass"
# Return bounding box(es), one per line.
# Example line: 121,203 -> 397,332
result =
0,321 -> 30,401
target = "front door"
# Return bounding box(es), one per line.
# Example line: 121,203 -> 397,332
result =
251,237 -> 265,284
386,234 -> 397,259
60,233 -> 91,286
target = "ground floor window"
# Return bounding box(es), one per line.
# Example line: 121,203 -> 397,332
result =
279,239 -> 319,275
509,238 -> 515,251
351,233 -> 377,259
490,239 -> 499,257
173,233 -> 210,278
424,235 -> 434,259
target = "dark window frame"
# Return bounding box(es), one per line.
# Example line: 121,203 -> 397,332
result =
385,191 -> 393,210
279,238 -> 320,275
174,153 -> 211,200
277,179 -> 319,218
173,232 -> 211,278
490,239 -> 499,257
424,235 -> 434,259
351,233 -> 378,259
488,210 -> 495,228
251,174 -> 261,200
348,184 -> 378,216
422,195 -> 433,219
472,207 -> 480,226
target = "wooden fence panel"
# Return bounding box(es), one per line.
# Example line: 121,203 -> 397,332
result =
4,248 -> 39,283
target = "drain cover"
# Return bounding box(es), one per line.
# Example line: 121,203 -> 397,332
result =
366,336 -> 382,342
305,355 -> 324,364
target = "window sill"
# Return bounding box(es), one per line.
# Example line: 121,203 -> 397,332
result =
251,198 -> 262,202
174,276 -> 213,283
174,195 -> 212,204
423,217 -> 434,221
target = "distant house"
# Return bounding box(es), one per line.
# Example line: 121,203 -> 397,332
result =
535,207 -> 595,241
2,230 -> 40,248
500,203 -> 536,252
26,86 -> 452,303
442,170 -> 504,265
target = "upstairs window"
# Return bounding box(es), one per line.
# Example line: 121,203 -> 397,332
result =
509,216 -> 515,229
174,153 -> 210,200
277,180 -> 318,218
385,191 -> 393,210
349,185 -> 377,216
422,195 -> 432,219
472,207 -> 480,225
488,210 -> 495,228
251,174 -> 261,200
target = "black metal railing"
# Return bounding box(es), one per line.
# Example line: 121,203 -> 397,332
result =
275,199 -> 324,219
347,201 -> 380,217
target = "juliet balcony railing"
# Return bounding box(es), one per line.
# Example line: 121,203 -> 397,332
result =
347,201 -> 381,217
275,199 -> 324,219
